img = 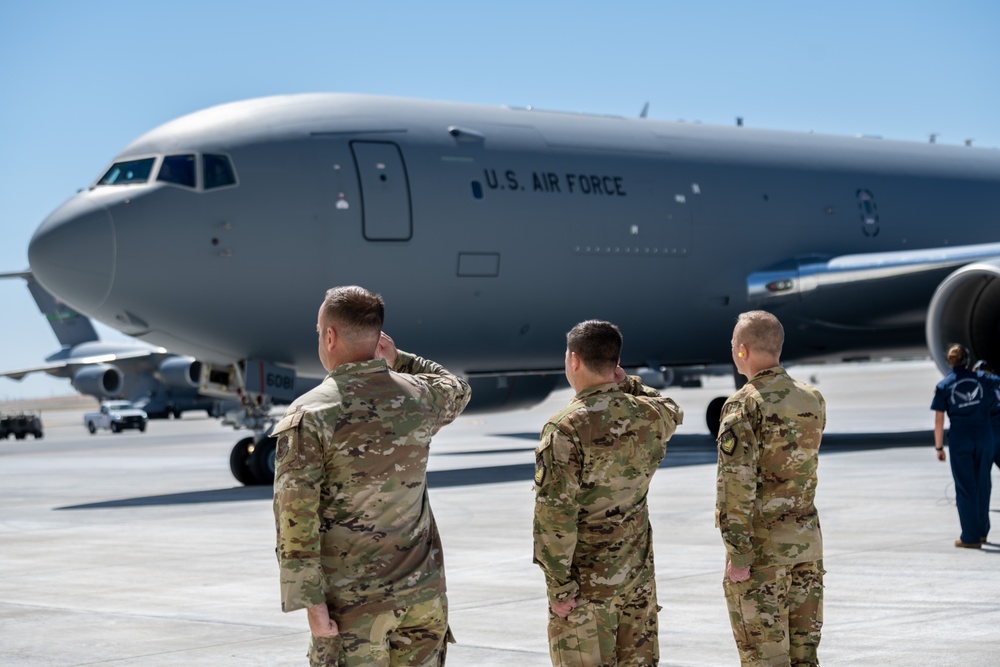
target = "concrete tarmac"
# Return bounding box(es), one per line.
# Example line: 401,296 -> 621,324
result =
1,359 -> 998,666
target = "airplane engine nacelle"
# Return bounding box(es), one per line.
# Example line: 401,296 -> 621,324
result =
72,364 -> 124,398
157,357 -> 201,389
465,374 -> 560,414
926,258 -> 1000,374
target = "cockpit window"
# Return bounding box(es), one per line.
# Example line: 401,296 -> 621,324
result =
97,158 -> 155,185
204,154 -> 237,189
157,154 -> 196,187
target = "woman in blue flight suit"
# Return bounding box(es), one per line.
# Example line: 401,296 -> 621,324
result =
973,359 -> 1000,479
932,344 -> 996,548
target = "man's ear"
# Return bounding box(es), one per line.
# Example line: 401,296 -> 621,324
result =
325,325 -> 337,351
569,351 -> 582,372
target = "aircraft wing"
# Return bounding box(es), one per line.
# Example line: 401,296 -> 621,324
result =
1,362 -> 74,381
748,241 -> 1000,301
0,348 -> 168,381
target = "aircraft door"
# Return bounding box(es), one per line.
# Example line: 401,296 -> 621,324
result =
350,141 -> 412,241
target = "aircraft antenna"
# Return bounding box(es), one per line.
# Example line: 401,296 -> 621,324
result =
639,102 -> 649,119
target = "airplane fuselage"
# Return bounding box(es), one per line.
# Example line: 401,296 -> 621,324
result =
28,94 -> 1000,382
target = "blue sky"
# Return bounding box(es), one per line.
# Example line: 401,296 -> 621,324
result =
0,0 -> 997,399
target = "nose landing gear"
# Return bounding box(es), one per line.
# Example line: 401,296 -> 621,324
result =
229,433 -> 278,486
199,359 -> 299,486
706,396 -> 727,438
224,398 -> 279,486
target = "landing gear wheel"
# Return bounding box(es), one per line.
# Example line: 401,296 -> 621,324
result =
250,435 -> 278,485
707,396 -> 727,438
229,437 -> 258,486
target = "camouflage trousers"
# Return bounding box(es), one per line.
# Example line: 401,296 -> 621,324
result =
723,560 -> 824,667
547,575 -> 659,666
309,593 -> 453,667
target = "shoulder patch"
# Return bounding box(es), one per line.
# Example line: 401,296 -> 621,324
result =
275,435 -> 290,462
719,430 -> 737,456
534,457 -> 547,486
270,409 -> 304,437
535,431 -> 554,487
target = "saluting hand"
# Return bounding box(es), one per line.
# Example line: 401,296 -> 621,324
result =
376,332 -> 398,366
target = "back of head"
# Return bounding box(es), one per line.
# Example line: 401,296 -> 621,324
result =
947,343 -> 970,369
321,286 -> 384,350
735,310 -> 784,358
567,320 -> 622,375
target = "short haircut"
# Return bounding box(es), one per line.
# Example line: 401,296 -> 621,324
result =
320,286 -> 384,346
566,320 -> 622,375
735,310 -> 784,358
947,343 -> 970,369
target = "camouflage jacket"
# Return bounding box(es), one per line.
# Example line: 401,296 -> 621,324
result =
271,351 -> 471,615
533,376 -> 683,605
715,366 -> 825,570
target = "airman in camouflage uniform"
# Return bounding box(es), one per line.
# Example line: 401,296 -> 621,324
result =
534,320 -> 683,666
716,311 -> 825,667
272,286 -> 471,667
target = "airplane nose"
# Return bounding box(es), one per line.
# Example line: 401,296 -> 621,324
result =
28,195 -> 114,312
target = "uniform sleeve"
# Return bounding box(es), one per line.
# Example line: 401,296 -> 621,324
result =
930,384 -> 947,412
653,396 -> 683,438
818,391 -> 827,431
619,374 -> 664,398
715,398 -> 760,570
620,375 -> 685,436
533,423 -> 582,605
982,372 -> 1000,412
272,410 -> 326,612
392,350 -> 472,426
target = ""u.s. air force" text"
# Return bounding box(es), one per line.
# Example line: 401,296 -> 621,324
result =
484,169 -> 626,196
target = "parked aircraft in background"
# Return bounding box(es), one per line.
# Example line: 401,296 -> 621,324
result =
24,93 -> 1000,484
0,272 -> 235,419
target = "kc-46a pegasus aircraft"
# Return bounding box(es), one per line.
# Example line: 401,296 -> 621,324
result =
23,93 -> 1000,484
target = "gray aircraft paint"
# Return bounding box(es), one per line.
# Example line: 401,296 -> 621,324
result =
21,94 -> 1000,477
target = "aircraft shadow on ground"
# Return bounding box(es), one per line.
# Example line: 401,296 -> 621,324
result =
57,430 -> 935,509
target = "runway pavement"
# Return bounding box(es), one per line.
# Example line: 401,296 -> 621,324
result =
1,359 -> 998,666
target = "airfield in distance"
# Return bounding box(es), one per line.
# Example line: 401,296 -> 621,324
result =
0,359 -> 998,666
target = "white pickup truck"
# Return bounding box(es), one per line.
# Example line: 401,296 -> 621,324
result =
84,401 -> 148,434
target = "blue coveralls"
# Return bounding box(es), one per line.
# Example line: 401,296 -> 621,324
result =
931,368 -> 996,544
990,392 -> 1000,475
